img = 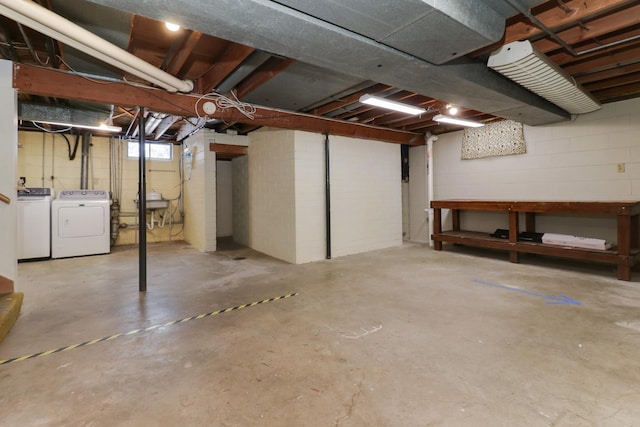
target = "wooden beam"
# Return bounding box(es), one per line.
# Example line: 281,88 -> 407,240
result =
533,4 -> 640,53
310,83 -> 392,116
235,57 -> 296,98
216,56 -> 295,132
583,71 -> 640,92
198,43 -> 255,93
165,31 -> 202,77
13,63 -> 422,145
592,81 -> 640,102
576,61 -> 640,85
547,28 -> 640,66
504,0 -> 636,44
209,143 -> 247,156
563,46 -> 640,75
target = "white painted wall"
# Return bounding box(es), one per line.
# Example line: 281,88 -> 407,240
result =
293,131 -> 327,263
16,133 -> 183,245
408,145 -> 428,243
433,98 -> 640,243
246,129 -> 402,263
216,161 -> 233,237
232,155 -> 249,246
183,130 -> 249,252
183,131 -> 216,252
401,182 -> 409,240
248,129 -> 297,263
0,60 -> 18,291
330,135 -> 402,258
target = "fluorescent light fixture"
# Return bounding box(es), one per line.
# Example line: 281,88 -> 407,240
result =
34,120 -> 122,133
488,40 -> 600,115
165,22 -> 180,32
433,114 -> 484,128
359,94 -> 426,115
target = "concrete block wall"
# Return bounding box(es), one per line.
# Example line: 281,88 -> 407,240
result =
433,97 -> 640,243
232,155 -> 249,246
216,161 -> 233,237
17,132 -> 110,192
116,142 -> 182,245
0,60 -> 17,292
248,129 -> 296,263
408,145 -> 428,243
329,135 -> 402,257
16,132 -> 183,245
247,129 -> 402,263
183,131 -> 216,252
293,131 -> 327,263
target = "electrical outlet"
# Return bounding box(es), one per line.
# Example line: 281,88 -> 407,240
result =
617,163 -> 625,173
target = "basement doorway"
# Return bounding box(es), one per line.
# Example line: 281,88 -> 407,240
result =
215,156 -> 249,252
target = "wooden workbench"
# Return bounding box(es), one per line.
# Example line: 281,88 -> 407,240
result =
430,200 -> 640,281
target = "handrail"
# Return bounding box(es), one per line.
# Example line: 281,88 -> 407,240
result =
0,193 -> 10,205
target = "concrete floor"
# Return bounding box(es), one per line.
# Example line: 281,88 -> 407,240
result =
1,240 -> 640,426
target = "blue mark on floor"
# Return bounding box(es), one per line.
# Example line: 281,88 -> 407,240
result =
472,279 -> 582,306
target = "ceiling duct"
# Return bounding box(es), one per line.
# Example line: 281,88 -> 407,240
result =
19,102 -> 114,129
85,0 -> 569,126
488,40 -> 601,115
272,0 -> 510,65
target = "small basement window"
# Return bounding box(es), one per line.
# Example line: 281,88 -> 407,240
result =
127,141 -> 173,161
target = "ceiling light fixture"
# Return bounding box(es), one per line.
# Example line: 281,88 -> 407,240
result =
433,114 -> 484,128
488,40 -> 600,115
34,120 -> 122,133
359,94 -> 426,115
165,22 -> 180,32
447,106 -> 459,115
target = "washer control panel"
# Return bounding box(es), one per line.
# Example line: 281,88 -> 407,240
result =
57,190 -> 110,200
17,187 -> 52,198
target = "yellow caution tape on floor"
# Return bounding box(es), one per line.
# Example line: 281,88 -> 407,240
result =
0,292 -> 298,366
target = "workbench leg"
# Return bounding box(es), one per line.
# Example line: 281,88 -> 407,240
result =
525,212 -> 536,232
617,214 -> 632,279
452,209 -> 460,231
618,265 -> 631,281
509,211 -> 520,263
433,208 -> 442,251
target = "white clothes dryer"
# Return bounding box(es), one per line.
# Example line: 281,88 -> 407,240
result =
17,187 -> 53,260
51,190 -> 111,259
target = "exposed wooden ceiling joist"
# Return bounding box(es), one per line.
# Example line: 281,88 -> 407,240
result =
197,43 -> 256,94
533,3 -> 640,54
234,57 -> 296,99
504,0 -> 636,44
13,63 -> 422,145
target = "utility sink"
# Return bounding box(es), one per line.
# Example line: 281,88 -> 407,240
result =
136,199 -> 169,210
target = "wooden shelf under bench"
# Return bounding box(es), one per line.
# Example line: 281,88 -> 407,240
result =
430,200 -> 640,281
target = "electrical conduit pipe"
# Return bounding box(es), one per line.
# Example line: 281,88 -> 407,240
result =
0,0 -> 193,93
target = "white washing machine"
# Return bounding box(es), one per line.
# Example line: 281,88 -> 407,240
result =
51,190 -> 111,259
17,187 -> 53,260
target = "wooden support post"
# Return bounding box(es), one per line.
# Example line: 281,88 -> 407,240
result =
452,209 -> 461,231
433,207 -> 442,251
617,214 -> 631,280
525,212 -> 536,232
509,211 -> 520,263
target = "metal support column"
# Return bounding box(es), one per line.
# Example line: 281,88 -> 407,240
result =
137,108 -> 147,292
324,133 -> 331,260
